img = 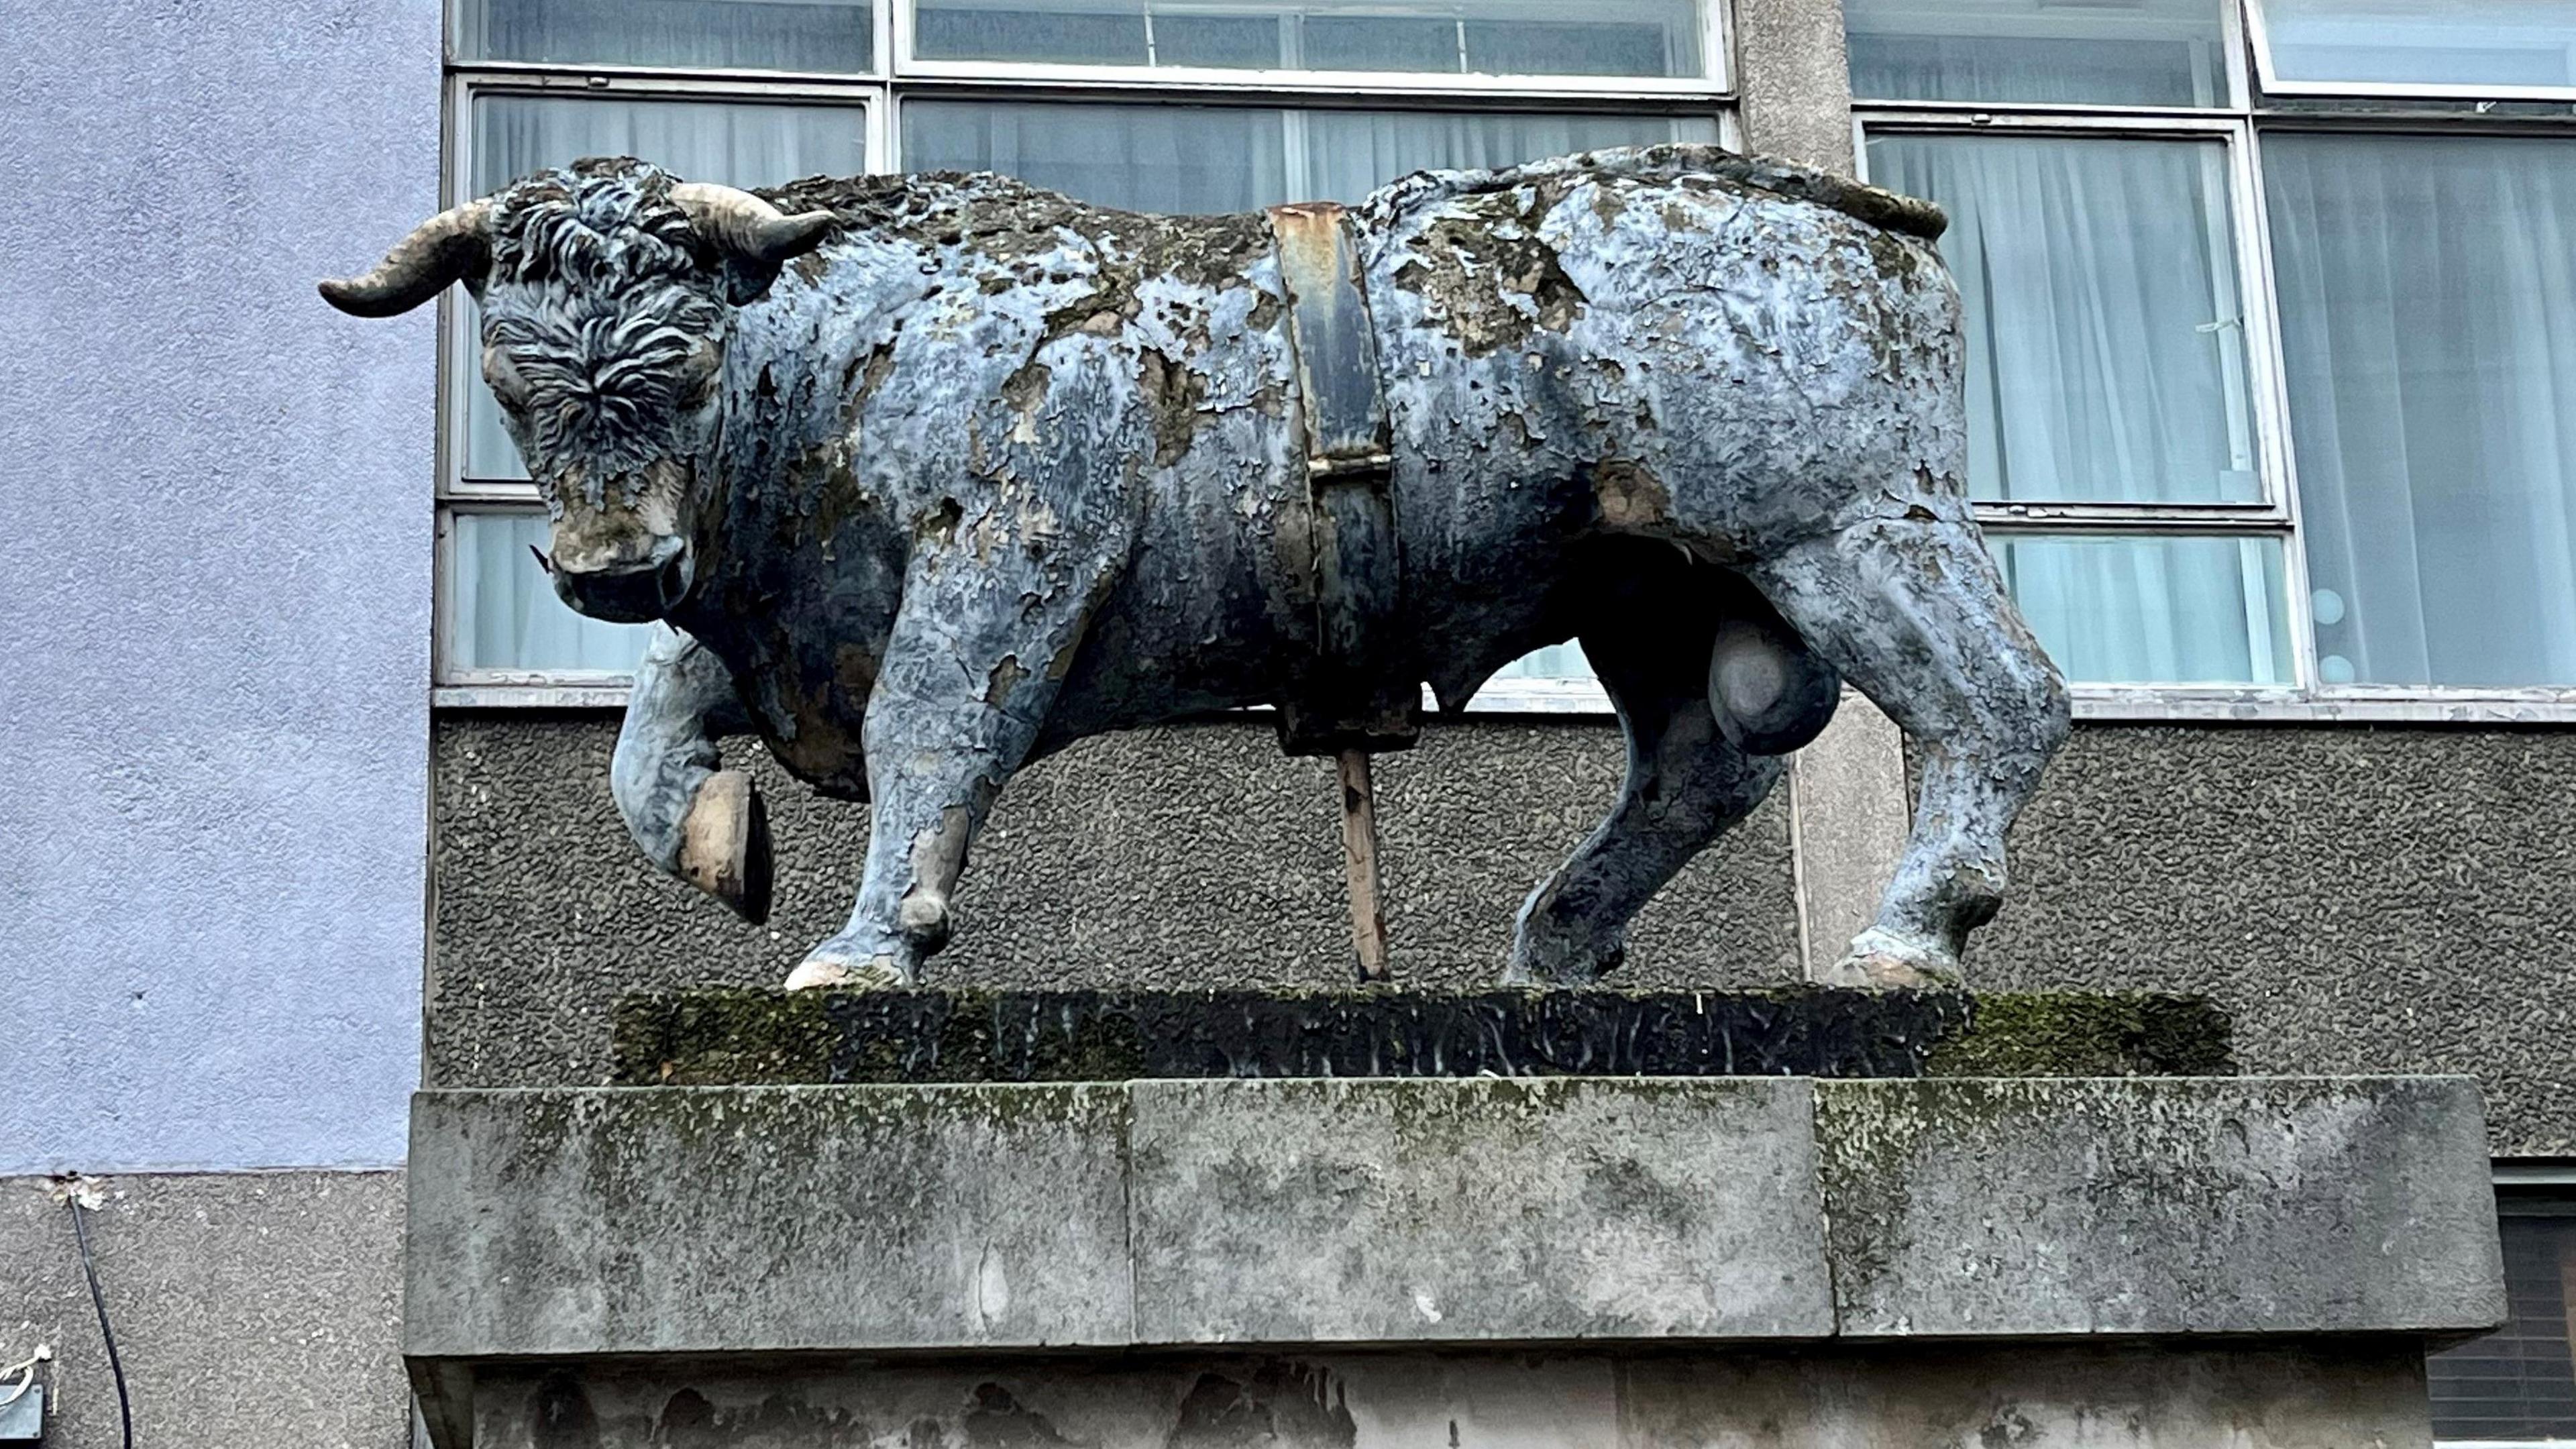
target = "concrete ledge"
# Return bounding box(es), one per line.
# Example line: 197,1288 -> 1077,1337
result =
407,1075 -> 2502,1364
1130,1077 -> 1830,1343
1817,1077 -> 2507,1338
405,1086 -> 1132,1360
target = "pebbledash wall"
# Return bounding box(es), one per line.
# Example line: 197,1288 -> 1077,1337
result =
7,2 -> 2576,1449
0,0 -> 441,1446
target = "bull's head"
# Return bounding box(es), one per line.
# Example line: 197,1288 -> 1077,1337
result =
320,158 -> 833,621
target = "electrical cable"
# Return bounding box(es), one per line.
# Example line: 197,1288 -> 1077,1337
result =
67,1193 -> 133,1449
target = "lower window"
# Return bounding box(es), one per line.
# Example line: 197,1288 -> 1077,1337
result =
2430,1191 -> 2576,1445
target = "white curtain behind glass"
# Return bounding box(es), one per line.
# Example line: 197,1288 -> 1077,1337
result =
460,0 -> 873,72
910,0 -> 1701,77
455,97 -> 864,678
1866,133 -> 2255,504
1843,0 -> 2225,106
2257,0 -> 2576,89
1996,535 -> 2288,686
453,513 -> 653,674
2267,133 -> 2576,687
1865,132 -> 2284,685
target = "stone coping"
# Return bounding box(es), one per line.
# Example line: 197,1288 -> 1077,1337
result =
609,987 -> 2235,1085
407,1074 -> 2502,1368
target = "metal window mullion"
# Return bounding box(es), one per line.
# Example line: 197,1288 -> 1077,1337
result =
881,71 -> 1731,116
1974,507 -> 2292,533
1701,0 -> 1729,91
2220,0 -> 2252,111
888,55 -> 1731,102
2234,120 -> 2320,692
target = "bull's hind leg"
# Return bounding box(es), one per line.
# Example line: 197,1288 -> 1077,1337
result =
1507,557 -> 1787,985
1749,511 -> 2070,987
611,623 -> 773,923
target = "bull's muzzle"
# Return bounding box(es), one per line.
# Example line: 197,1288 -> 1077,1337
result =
552,535 -> 694,623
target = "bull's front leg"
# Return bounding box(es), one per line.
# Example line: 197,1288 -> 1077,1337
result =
784,535 -> 1105,991
611,623 -> 773,922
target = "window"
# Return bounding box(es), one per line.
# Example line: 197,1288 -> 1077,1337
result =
437,0 -> 1729,698
2251,0 -> 2576,99
2430,1191 -> 2576,1445
1855,0 -> 2576,710
1844,0 -> 2233,108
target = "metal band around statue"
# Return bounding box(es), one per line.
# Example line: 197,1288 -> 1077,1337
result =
321,144 -> 2070,994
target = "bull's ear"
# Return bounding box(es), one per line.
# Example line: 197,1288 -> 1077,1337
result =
319,201 -> 494,317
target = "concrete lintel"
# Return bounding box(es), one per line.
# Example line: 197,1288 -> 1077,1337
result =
1816,1076 -> 2509,1339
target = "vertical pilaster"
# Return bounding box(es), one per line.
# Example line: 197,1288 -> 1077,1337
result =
1729,0 -> 1913,977
1731,0 -> 1859,173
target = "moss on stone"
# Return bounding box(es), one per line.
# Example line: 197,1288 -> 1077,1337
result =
612,986 -> 2233,1087
1925,992 -> 2235,1079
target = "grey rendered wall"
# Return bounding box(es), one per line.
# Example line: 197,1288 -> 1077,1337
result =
0,0 -> 443,1171
426,715 -> 1802,1087
1970,726 -> 2576,1157
0,1172 -> 410,1449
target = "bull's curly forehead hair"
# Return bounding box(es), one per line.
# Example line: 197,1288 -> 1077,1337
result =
486,158 -> 711,294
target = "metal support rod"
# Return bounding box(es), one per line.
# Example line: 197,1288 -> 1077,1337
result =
1336,747 -> 1391,983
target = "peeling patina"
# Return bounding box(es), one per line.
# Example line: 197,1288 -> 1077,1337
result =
323,144 -> 2069,991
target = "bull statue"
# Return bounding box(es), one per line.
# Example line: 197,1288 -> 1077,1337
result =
322,145 -> 2068,991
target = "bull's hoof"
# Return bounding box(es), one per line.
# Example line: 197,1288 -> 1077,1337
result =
678,769 -> 772,925
784,951 -> 907,992
1503,926 -> 1627,987
1822,928 -> 1960,990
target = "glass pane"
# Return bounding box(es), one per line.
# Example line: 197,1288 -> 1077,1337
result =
2428,1201 -> 2576,1440
463,95 -> 868,480
901,99 -> 1720,213
458,0 -> 873,72
1992,534 -> 2292,686
1867,133 -> 2259,505
2258,0 -> 2576,91
2268,133 -> 2576,688
910,0 -> 1706,78
1846,0 -> 2228,106
449,513 -> 653,675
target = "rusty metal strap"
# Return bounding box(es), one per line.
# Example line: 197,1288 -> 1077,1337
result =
1266,201 -> 1417,755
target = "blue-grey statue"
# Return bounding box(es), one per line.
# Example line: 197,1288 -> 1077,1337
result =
322,146 -> 2068,991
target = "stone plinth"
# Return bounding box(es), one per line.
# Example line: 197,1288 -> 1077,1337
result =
610,986 -> 2235,1085
406,1073 -> 2503,1449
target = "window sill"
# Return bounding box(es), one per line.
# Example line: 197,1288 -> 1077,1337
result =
431,682 -> 2576,727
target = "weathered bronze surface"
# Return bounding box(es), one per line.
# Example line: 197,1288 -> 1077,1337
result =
324,145 -> 2068,991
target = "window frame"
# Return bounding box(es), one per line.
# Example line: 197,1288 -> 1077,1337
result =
433,0 -> 1737,707
1852,95 -> 2324,706
2245,0 -> 2576,105
1852,3 -> 2576,723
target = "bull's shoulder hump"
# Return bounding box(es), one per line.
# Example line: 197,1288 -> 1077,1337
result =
1358,143 -> 1947,242
753,170 -> 1269,265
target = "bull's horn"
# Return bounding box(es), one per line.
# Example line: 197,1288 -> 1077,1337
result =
672,182 -> 835,267
317,200 -> 494,317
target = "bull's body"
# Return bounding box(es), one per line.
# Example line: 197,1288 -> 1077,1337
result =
325,145 -> 2068,988
692,148 -> 1951,788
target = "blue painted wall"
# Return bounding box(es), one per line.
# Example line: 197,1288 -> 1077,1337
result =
0,0 -> 443,1171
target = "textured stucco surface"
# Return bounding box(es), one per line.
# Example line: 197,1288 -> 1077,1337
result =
1972,727 -> 2576,1157
427,714 -> 1801,1087
0,1171 -> 409,1449
1733,0 -> 1860,174
0,0 -> 441,1170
